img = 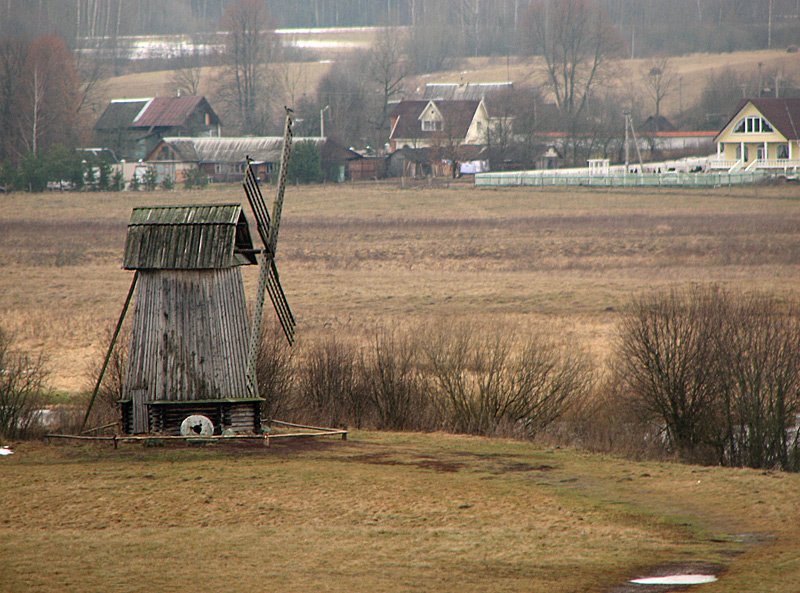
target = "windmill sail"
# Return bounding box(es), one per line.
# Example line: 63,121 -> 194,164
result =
244,109 -> 295,398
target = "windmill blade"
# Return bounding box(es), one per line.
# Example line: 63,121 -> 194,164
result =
266,260 -> 295,345
268,108 -> 293,254
242,161 -> 271,250
244,109 -> 296,397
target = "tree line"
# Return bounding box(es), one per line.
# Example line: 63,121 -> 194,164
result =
2,0 -> 799,57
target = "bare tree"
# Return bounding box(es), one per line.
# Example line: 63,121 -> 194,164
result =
422,321 -> 591,437
521,0 -> 624,164
366,26 -> 407,142
717,294 -> 800,471
615,287 -> 727,461
217,0 -> 280,134
642,56 -> 677,121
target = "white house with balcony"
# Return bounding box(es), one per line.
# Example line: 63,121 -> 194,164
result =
709,98 -> 800,174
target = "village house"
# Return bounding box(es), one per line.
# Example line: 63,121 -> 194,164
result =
94,95 -> 221,161
144,136 -> 362,183
708,97 -> 800,174
388,99 -> 490,152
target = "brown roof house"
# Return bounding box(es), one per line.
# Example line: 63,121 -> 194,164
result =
389,99 -> 489,152
709,97 -> 800,174
94,95 -> 221,161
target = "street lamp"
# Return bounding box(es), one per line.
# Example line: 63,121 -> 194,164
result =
320,105 -> 330,137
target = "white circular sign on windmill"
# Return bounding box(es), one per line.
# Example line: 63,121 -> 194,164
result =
180,415 -> 215,437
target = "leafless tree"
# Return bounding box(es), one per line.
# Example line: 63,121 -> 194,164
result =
642,56 -> 677,119
217,0 -> 280,134
716,294 -> 800,471
521,0 -> 624,164
615,287 -> 727,461
366,26 -> 407,141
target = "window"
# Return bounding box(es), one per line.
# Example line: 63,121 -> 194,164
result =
421,119 -> 442,132
733,116 -> 773,134
777,144 -> 789,159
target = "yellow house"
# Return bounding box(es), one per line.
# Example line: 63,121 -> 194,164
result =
709,98 -> 800,174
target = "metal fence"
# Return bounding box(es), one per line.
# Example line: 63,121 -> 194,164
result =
474,170 -> 771,188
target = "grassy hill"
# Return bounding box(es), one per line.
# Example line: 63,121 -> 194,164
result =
94,47 -> 800,123
1,431 -> 798,592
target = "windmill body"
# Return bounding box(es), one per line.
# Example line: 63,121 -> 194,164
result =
114,111 -> 295,437
120,204 -> 264,435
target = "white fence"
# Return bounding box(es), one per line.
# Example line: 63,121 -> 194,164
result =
475,170 -> 770,188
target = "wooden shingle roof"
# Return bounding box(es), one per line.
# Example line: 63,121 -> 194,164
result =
123,204 -> 256,270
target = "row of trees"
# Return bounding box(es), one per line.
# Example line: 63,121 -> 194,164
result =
4,0 -> 800,56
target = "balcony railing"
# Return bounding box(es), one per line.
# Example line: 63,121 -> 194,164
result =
706,158 -> 740,170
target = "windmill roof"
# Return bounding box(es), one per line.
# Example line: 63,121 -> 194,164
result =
123,204 -> 256,270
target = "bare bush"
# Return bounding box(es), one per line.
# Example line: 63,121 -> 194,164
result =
360,327 -> 433,431
256,322 -> 295,421
717,295 -> 800,471
615,287 -> 726,462
296,337 -> 364,428
422,321 -> 592,437
0,327 -> 48,440
84,325 -> 128,430
616,286 -> 800,470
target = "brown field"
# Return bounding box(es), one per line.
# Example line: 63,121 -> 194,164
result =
2,431 -> 800,592
97,46 -> 800,122
1,180 -> 799,394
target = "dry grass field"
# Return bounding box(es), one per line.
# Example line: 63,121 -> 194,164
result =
96,47 -> 800,122
2,182 -> 800,592
1,431 -> 799,592
1,180 -> 799,394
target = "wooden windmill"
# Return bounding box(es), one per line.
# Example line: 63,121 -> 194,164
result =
84,110 -> 295,436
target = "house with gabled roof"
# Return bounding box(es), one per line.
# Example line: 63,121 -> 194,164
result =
389,99 -> 489,152
94,95 -> 221,161
144,136 -> 361,183
708,98 -> 800,174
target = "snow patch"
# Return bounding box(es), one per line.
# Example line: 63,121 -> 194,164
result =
631,574 -> 718,585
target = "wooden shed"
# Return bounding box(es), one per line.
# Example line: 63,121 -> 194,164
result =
120,204 -> 263,435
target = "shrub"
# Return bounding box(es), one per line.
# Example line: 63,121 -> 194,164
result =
422,321 -> 592,437
0,327 -> 48,440
256,322 -> 295,421
360,327 -> 432,431
615,286 -> 800,470
141,167 -> 158,191
183,168 -> 208,189
716,294 -> 800,471
297,337 -> 364,428
615,287 -> 726,462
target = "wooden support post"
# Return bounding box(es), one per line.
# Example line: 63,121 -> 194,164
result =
81,271 -> 138,433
